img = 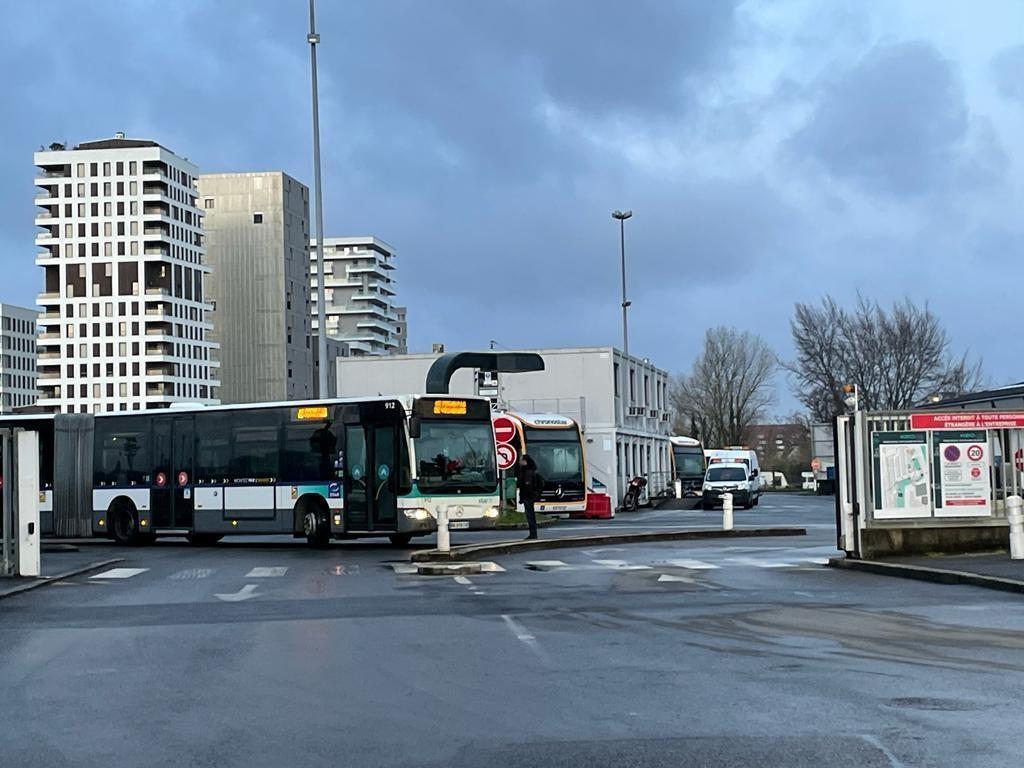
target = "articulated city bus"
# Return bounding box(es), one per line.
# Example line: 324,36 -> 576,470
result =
499,412 -> 587,516
670,436 -> 706,496
0,395 -> 500,546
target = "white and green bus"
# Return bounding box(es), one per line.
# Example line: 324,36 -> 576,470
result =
0,395 -> 500,547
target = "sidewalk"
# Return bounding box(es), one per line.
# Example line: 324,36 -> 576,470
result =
0,548 -> 123,600
829,551 -> 1024,594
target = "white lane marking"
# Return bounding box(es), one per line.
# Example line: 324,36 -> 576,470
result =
525,560 -> 567,571
390,563 -> 419,574
502,614 -> 550,663
860,734 -> 907,768
453,575 -> 472,585
215,584 -> 260,602
479,562 -> 506,573
245,567 -> 288,578
89,568 -> 148,579
592,559 -> 652,570
661,559 -> 720,570
658,574 -> 697,584
169,568 -> 215,580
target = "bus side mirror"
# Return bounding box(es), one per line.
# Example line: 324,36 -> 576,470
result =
409,416 -> 421,439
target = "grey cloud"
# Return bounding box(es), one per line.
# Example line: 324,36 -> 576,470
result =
992,45 -> 1024,103
790,42 -> 969,196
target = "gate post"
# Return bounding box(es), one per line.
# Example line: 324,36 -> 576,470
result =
17,431 -> 41,577
1007,495 -> 1024,561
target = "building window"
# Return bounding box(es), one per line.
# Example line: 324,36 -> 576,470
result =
204,198 -> 214,209
253,212 -> 263,224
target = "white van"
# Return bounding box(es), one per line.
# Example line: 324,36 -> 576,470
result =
704,448 -> 760,476
701,461 -> 761,510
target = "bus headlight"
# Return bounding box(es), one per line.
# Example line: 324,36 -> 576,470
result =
403,508 -> 430,521
483,506 -> 499,519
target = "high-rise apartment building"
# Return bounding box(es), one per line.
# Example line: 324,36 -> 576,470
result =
34,135 -> 219,413
309,237 -> 401,356
393,305 -> 408,355
0,304 -> 39,413
198,172 -> 313,403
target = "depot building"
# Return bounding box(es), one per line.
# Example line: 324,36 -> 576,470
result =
334,347 -> 673,504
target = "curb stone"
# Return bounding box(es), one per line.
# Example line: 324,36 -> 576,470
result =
0,558 -> 125,601
412,527 -> 806,562
827,556 -> 1024,595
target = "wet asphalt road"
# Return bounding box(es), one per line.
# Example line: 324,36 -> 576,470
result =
2,494 -> 1023,767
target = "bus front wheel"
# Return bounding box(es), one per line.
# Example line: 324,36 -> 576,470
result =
303,508 -> 331,549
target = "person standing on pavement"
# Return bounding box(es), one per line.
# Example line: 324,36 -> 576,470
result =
517,453 -> 543,540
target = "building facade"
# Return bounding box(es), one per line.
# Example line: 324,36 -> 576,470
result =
334,347 -> 673,503
0,304 -> 39,413
309,237 -> 401,356
393,305 -> 408,355
198,172 -> 313,404
34,136 -> 219,413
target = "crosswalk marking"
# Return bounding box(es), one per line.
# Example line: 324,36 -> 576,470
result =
90,568 -> 148,580
592,559 -> 651,570
245,567 -> 288,578
169,568 -> 215,580
525,560 -> 568,571
660,559 -> 720,570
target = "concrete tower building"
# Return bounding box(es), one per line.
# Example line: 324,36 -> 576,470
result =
198,171 -> 313,403
34,135 -> 219,413
0,304 -> 39,413
309,237 -> 401,356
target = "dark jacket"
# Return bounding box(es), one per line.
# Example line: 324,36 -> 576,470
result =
517,455 -> 543,503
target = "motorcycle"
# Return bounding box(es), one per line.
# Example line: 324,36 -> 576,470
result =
621,475 -> 648,512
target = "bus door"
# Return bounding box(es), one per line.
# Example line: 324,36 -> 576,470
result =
152,416 -> 196,530
343,411 -> 400,532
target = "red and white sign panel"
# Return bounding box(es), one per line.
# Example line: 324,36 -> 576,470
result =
1016,448 -> 1024,473
910,412 -> 1024,430
492,415 -> 518,445
496,443 -> 518,471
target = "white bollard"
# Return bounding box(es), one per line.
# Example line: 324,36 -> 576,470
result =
436,507 -> 450,553
1007,495 -> 1024,560
722,492 -> 734,531
674,479 -> 683,500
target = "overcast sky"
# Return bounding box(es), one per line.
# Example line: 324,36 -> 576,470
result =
3,1 -> 1022,413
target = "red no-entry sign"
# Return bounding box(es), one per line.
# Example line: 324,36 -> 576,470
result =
492,415 -> 517,445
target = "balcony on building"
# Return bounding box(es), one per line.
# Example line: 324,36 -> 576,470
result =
143,263 -> 172,296
144,321 -> 173,338
145,301 -> 173,319
145,362 -> 175,377
35,162 -> 71,180
146,383 -> 175,397
35,244 -> 59,264
143,221 -> 171,239
143,201 -> 171,219
145,341 -> 174,358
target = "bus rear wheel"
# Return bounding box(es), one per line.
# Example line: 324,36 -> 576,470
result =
187,533 -> 223,547
388,533 -> 413,547
111,503 -> 142,546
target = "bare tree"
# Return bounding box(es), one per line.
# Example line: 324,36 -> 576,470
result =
673,327 -> 777,447
788,295 -> 984,419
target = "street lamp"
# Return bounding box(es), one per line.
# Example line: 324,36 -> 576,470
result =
612,210 -> 633,358
308,0 -> 328,397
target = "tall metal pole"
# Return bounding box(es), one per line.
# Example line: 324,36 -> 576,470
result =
619,217 -> 628,359
612,210 -> 632,358
309,0 -> 328,397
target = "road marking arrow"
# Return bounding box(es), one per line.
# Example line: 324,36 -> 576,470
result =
215,584 -> 260,602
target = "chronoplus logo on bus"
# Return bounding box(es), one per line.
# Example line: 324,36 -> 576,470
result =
943,445 -> 961,462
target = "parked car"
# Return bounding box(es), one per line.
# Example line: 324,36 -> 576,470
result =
701,462 -> 761,510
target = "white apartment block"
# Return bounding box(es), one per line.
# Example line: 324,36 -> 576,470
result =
0,304 -> 39,413
198,171 -> 313,404
309,237 -> 401,356
34,135 -> 219,413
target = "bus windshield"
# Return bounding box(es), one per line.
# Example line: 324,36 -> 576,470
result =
523,427 -> 583,483
706,466 -> 748,482
673,447 -> 704,478
415,420 -> 497,494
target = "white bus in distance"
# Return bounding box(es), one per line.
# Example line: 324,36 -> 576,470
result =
496,411 -> 587,517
